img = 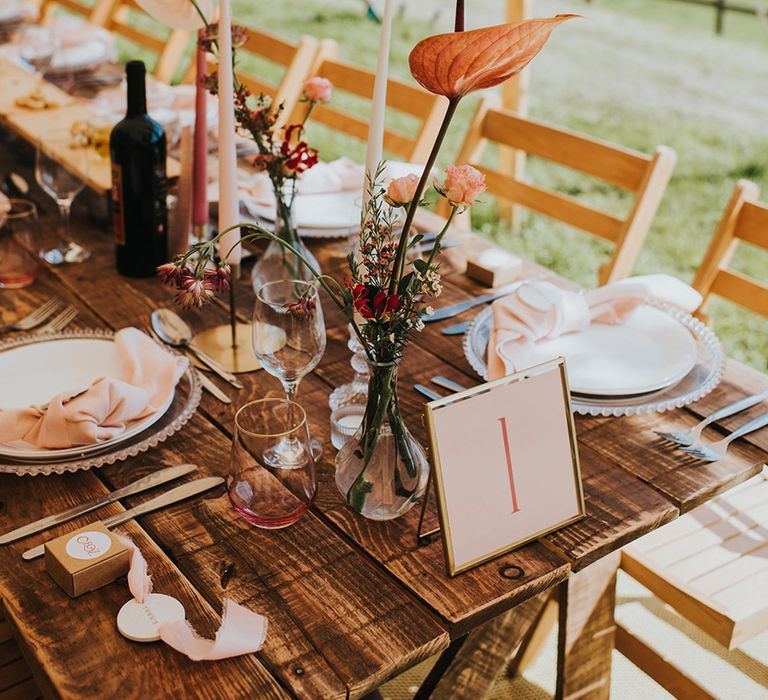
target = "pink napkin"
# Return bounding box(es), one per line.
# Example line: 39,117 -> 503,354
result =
0,328 -> 187,449
487,275 -> 702,380
116,533 -> 269,660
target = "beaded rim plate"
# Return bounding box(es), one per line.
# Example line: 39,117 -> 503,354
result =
0,329 -> 202,476
463,301 -> 727,417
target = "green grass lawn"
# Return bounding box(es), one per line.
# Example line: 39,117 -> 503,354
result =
121,0 -> 768,370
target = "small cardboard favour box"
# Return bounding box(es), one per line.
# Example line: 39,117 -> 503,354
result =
44,522 -> 130,598
466,249 -> 523,287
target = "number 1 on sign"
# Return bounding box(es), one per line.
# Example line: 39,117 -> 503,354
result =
498,416 -> 520,514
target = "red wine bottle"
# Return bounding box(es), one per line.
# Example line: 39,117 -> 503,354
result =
110,60 -> 168,277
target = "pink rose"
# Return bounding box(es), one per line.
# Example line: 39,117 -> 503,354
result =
436,165 -> 486,207
384,174 -> 420,208
303,77 -> 333,103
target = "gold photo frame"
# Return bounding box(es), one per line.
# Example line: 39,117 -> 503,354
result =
423,357 -> 585,576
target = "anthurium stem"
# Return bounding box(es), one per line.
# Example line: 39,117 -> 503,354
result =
455,0 -> 464,31
388,96 -> 461,295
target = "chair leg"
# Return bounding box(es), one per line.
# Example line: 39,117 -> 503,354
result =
615,624 -> 716,700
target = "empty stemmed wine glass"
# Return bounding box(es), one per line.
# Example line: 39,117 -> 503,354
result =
252,279 -> 326,467
35,129 -> 90,264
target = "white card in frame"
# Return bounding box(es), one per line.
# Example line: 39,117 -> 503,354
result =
423,357 -> 585,576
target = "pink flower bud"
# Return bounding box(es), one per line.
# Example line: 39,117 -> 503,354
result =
302,77 -> 333,103
384,174 -> 420,208
436,165 -> 486,207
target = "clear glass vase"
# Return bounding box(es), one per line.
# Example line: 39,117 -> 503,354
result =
251,182 -> 319,292
335,360 -> 429,520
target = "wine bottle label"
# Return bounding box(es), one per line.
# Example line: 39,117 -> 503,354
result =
111,163 -> 125,245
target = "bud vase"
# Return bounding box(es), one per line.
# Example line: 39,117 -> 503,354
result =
335,360 -> 429,520
251,182 -> 319,292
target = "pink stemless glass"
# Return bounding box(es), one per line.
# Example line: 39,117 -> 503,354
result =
227,398 -> 317,529
0,199 -> 41,289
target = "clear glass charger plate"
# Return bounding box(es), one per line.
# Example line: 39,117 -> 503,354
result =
0,329 -> 202,476
463,302 -> 726,417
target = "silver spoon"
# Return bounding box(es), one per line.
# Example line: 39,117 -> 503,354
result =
151,309 -> 243,390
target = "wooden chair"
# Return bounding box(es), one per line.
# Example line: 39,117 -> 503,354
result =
293,40 -> 447,163
183,27 -> 320,121
617,471 -> 768,698
693,179 -> 768,321
36,0 -> 110,27
100,0 -> 190,83
439,96 -> 677,284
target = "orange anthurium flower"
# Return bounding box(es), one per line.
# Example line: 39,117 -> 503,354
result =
409,14 -> 578,99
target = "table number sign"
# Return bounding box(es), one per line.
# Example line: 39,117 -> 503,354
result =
424,357 -> 584,576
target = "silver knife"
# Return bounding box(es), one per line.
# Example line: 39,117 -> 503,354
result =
0,464 -> 197,546
198,371 -> 232,404
441,320 -> 472,336
22,476 -> 224,560
414,384 -> 444,401
419,239 -> 460,254
424,282 -> 521,323
431,376 -> 468,393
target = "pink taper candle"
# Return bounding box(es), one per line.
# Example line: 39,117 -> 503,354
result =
192,35 -> 208,240
216,0 -> 241,265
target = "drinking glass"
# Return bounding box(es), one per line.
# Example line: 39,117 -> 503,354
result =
17,25 -> 56,75
228,398 -> 317,529
0,199 -> 42,289
252,279 -> 326,465
35,129 -> 90,264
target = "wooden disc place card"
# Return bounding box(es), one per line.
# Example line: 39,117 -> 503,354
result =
424,357 -> 585,576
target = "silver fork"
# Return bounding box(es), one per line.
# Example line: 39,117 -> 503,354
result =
38,305 -> 79,333
0,298 -> 62,333
682,412 -> 768,462
655,391 -> 768,448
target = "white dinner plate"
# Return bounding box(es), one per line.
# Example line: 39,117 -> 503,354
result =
470,305 -> 698,396
48,40 -> 111,73
0,337 -> 173,460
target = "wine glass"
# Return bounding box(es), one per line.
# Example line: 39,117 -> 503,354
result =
17,25 -> 57,76
227,398 -> 317,529
35,129 -> 90,264
252,279 -> 326,466
0,199 -> 42,288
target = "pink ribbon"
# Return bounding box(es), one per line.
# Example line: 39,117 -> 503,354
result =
114,534 -> 268,661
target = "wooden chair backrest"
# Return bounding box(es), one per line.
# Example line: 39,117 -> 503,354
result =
183,27 -> 320,120
100,0 -> 189,82
37,0 -> 111,25
441,96 -> 677,284
693,180 -> 768,319
294,40 -> 446,163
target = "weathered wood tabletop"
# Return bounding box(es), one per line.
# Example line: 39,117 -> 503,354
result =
0,129 -> 766,700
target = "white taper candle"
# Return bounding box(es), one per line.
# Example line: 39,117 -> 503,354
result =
362,0 -> 393,207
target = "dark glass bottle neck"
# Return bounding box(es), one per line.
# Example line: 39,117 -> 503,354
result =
126,65 -> 147,118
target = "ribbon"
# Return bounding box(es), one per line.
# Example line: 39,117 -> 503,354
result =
114,533 -> 268,660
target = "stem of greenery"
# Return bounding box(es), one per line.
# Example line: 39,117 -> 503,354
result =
387,96 -> 461,296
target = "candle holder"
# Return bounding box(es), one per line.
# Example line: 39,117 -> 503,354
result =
329,324 -> 369,410
192,263 -> 261,373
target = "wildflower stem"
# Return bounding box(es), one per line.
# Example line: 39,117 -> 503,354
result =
387,96 -> 460,296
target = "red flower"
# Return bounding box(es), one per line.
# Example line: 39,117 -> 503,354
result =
352,284 -> 400,320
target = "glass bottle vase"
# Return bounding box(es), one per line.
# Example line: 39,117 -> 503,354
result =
335,360 -> 429,520
251,182 -> 319,292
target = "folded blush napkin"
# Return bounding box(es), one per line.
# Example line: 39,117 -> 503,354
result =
0,328 -> 187,449
487,274 -> 703,380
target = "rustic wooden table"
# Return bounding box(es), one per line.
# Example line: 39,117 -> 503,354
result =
0,132 -> 766,700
